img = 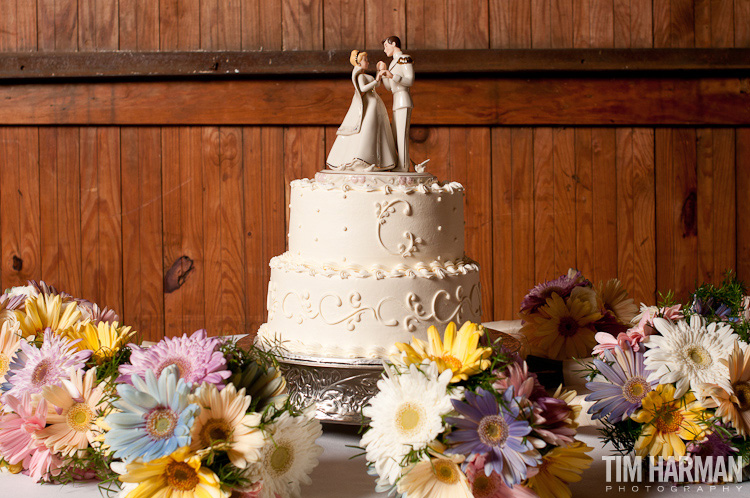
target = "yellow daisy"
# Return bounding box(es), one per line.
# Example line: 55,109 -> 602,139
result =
37,367 -> 106,456
190,382 -> 265,468
701,341 -> 750,436
15,293 -> 82,342
0,320 -> 21,383
523,440 -> 593,498
396,454 -> 472,498
395,322 -> 492,383
64,320 -> 135,364
597,278 -> 638,324
522,292 -> 602,361
120,446 -> 228,498
631,384 -> 708,457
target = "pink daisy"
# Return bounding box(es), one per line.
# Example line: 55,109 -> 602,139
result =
465,454 -> 537,498
118,329 -> 230,387
4,328 -> 91,400
0,393 -> 61,481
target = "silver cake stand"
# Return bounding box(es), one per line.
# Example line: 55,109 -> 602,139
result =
276,352 -> 384,425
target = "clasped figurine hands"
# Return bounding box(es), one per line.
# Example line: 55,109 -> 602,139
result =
376,60 -> 392,81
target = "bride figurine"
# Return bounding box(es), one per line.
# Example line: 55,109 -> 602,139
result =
326,50 -> 398,171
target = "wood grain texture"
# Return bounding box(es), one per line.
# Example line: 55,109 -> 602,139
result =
491,128 -> 513,319
121,128 -> 164,341
282,0 -> 323,50
738,0 -> 750,46
616,128 -> 635,293
284,127 -> 324,233
242,0 -> 283,50
447,0 -> 489,49
510,128 -> 535,316
79,0 -> 118,50
324,0 -> 365,49
551,0 -> 574,48
591,128 -> 618,279
553,127 -> 576,275
630,128 -> 655,304
365,0 -> 405,49
574,128 -> 594,278
2,77 -> 750,126
490,0 -> 531,48
119,0 -> 159,50
202,127 -> 223,335
533,128 -> 555,283
737,128 -> 750,282
407,0 -> 448,49
159,0 -> 200,50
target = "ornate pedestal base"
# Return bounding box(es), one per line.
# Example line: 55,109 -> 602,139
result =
277,352 -> 384,425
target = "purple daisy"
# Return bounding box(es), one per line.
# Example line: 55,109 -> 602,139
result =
445,388 -> 540,487
76,301 -> 120,325
118,329 -> 230,387
4,328 -> 91,399
519,270 -> 587,314
585,343 -> 657,423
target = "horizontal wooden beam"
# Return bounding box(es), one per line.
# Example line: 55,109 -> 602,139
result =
1,77 -> 748,125
0,49 -> 749,79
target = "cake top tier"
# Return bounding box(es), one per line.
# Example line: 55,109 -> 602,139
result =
315,169 -> 438,190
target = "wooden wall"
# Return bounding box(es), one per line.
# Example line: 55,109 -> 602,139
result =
0,0 -> 749,341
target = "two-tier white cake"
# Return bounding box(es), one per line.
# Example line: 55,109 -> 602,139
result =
256,169 -> 481,359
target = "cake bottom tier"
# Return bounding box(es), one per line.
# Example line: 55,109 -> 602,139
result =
257,262 -> 481,359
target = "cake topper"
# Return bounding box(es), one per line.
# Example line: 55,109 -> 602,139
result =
377,35 -> 414,172
326,50 -> 398,172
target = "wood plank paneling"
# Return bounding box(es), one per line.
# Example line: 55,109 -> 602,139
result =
202,127 -> 223,335
159,0 -> 200,50
365,0 -> 405,49
282,0 -> 323,50
121,128 -> 164,341
575,128 -> 594,278
591,129 -> 618,279
119,0 -> 159,50
510,128 -> 535,315
553,128 -> 576,275
242,0 -> 283,50
491,128 -> 513,319
447,0 -> 489,49
631,128 -> 656,304
616,128 -> 635,293
407,0 -> 448,49
324,0 -> 365,49
79,0 -> 118,50
533,128 -> 555,282
737,129 -> 750,283
490,0 -> 531,48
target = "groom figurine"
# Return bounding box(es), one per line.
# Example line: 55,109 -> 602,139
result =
377,36 -> 414,172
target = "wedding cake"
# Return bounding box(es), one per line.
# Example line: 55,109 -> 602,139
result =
256,169 -> 481,359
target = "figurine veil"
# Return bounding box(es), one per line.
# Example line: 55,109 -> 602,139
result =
326,50 -> 398,172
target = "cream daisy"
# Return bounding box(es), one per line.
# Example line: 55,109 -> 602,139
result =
701,341 -> 750,436
249,411 -> 323,498
396,453 -> 472,498
190,382 -> 264,468
36,367 -> 106,456
597,278 -> 638,324
361,361 -> 454,485
0,320 -> 21,384
645,316 -> 736,398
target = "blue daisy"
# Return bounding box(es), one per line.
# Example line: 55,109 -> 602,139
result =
104,365 -> 200,462
445,387 -> 540,487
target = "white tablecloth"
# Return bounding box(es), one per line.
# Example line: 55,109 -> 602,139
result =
2,425 -> 745,497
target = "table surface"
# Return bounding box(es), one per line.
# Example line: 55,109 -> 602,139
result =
2,425 -> 746,497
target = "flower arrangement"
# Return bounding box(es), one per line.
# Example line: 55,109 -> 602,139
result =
519,269 -> 638,361
360,321 -> 593,498
585,272 -> 750,480
0,282 -> 324,498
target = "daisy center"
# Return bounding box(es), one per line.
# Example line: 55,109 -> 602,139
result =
66,402 -> 94,431
733,381 -> 750,411
432,459 -> 460,485
441,354 -> 463,373
478,415 -> 509,447
395,402 -> 425,436
146,407 -> 178,440
654,408 -> 684,434
687,346 -> 712,368
165,461 -> 199,491
31,358 -> 52,386
622,377 -> 651,404
557,316 -> 580,337
156,356 -> 192,380
268,443 -> 294,476
200,418 -> 233,446
0,352 -> 9,377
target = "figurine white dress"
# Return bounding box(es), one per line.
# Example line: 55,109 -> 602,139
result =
326,52 -> 397,171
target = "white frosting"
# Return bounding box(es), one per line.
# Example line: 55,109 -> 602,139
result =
289,178 -> 465,267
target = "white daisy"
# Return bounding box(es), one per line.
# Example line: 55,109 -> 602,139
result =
249,411 -> 323,498
645,316 -> 736,398
360,361 -> 453,486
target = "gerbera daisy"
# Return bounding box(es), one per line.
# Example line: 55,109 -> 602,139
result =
14,292 -> 82,342
586,344 -> 657,423
644,316 -> 736,398
0,320 -> 21,383
361,362 -> 454,485
445,388 -> 540,486
394,321 -> 492,383
119,446 -> 228,498
0,292 -> 26,328
522,291 -> 602,361
0,393 -> 56,481
36,367 -> 106,456
397,453 -> 472,498
76,301 -> 120,325
531,388 -> 579,447
249,411 -> 323,498
64,320 -> 135,364
105,366 -> 200,462
701,341 -> 750,436
118,329 -> 231,387
4,328 -> 91,400
523,440 -> 593,498
465,454 -> 537,498
492,360 -> 547,403
519,269 -> 587,314
597,279 -> 638,324
631,384 -> 708,457
228,360 -> 287,412
189,382 -> 264,468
